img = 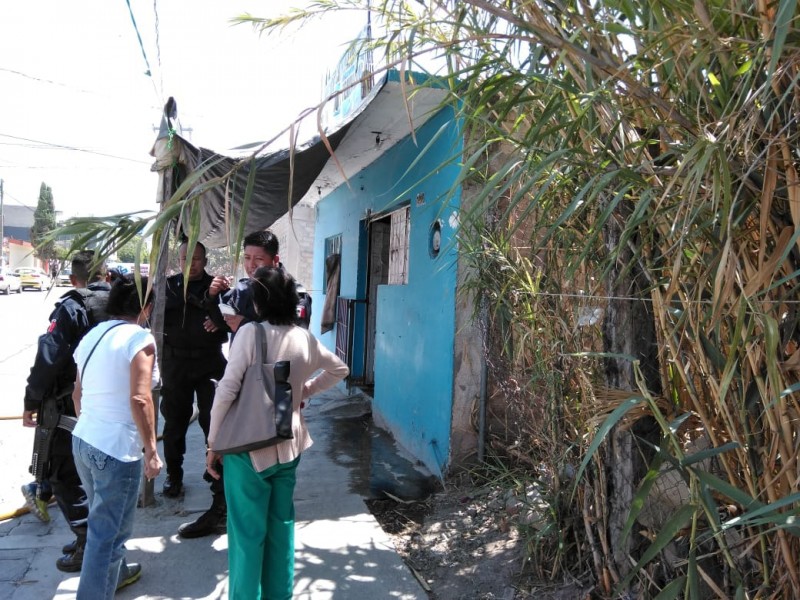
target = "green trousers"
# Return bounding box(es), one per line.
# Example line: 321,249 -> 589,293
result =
224,453 -> 300,600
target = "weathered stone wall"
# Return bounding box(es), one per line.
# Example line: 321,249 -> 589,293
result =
269,200 -> 316,290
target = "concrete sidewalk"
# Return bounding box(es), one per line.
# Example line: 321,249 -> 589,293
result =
0,389 -> 428,599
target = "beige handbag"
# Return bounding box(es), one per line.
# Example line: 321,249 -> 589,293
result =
213,323 -> 293,454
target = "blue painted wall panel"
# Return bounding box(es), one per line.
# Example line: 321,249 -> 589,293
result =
312,104 -> 462,476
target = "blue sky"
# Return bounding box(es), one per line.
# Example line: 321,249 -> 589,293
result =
0,1 -> 364,220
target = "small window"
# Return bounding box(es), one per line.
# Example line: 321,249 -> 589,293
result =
388,206 -> 410,285
324,234 -> 342,284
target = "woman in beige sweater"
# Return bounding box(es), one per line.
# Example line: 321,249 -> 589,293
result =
205,266 -> 348,600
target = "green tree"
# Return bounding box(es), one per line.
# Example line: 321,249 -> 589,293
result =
117,235 -> 149,263
30,182 -> 56,261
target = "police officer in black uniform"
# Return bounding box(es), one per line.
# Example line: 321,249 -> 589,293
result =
22,251 -> 110,573
160,241 -> 228,520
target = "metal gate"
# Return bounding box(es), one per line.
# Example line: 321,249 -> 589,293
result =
334,296 -> 367,385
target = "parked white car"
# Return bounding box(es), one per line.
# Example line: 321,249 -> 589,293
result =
57,267 -> 73,287
0,267 -> 22,294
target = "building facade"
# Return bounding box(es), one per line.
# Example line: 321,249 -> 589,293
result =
2,204 -> 37,268
304,71 -> 481,477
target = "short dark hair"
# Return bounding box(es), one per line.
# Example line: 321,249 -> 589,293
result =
106,275 -> 153,318
243,230 -> 279,257
252,267 -> 299,326
71,250 -> 107,283
108,268 -> 123,284
179,238 -> 207,258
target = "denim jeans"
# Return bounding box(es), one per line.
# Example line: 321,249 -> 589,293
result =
72,436 -> 141,600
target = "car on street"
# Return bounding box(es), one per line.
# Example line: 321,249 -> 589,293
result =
0,267 -> 22,294
14,267 -> 52,291
57,268 -> 72,286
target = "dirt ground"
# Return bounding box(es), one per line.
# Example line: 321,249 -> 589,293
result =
367,472 -> 595,600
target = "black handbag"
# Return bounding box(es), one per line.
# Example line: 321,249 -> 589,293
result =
213,323 -> 293,455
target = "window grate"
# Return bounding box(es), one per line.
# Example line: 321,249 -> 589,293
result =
335,297 -> 351,366
388,206 -> 410,285
324,234 -> 342,282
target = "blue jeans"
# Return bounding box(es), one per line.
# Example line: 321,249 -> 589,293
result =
72,437 -> 141,600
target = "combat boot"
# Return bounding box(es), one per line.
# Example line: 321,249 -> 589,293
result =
55,537 -> 85,573
178,494 -> 227,538
162,475 -> 183,498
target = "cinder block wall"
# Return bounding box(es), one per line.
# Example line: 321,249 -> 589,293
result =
270,201 -> 316,292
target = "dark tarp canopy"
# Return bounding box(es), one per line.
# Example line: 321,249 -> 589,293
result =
149,71 -> 452,249
178,129 -> 350,249
149,79 -> 388,249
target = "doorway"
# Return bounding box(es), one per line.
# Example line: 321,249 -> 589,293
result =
353,205 -> 410,389
363,215 -> 390,386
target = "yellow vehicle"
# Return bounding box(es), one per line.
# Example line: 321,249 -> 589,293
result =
14,267 -> 52,291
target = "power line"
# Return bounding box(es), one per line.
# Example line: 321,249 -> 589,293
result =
125,0 -> 152,76
153,0 -> 164,100
0,142 -> 62,149
0,165 -> 149,171
0,67 -> 97,95
124,0 -> 160,102
0,67 -> 162,110
0,133 -> 151,164
0,189 -> 36,211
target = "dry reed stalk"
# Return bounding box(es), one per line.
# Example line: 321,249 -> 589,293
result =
582,488 -> 607,594
696,563 -> 728,599
583,387 -> 674,431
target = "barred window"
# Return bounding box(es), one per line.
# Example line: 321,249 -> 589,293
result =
388,206 -> 410,285
324,234 -> 342,282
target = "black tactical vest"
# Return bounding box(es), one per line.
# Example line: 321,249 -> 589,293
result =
71,288 -> 110,326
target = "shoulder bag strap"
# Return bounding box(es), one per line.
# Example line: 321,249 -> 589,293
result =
80,322 -> 125,381
255,322 -> 269,367
255,324 -> 274,394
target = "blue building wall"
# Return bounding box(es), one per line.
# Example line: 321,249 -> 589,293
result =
311,104 -> 463,477
5,226 -> 30,241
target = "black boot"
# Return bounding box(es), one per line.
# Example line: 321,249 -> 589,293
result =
163,475 -> 183,498
55,537 -> 85,572
163,466 -> 184,498
178,494 -> 226,538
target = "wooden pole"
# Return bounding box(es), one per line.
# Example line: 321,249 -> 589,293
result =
140,170 -> 172,507
140,99 -> 179,507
